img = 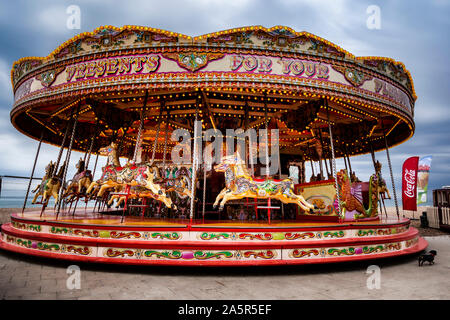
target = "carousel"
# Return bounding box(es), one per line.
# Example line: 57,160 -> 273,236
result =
0,25 -> 427,266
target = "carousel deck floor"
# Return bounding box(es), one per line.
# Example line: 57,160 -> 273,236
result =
10,209 -> 406,228
0,208 -> 427,266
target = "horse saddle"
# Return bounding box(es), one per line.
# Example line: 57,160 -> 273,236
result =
74,170 -> 92,181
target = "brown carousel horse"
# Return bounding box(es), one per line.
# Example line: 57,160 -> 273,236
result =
212,152 -> 315,212
374,160 -> 391,199
42,162 -> 67,206
31,160 -> 55,204
63,158 -> 93,200
86,142 -> 175,209
150,164 -> 192,199
86,142 -> 123,197
107,167 -> 175,209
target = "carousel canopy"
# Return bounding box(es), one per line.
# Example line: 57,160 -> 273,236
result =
10,25 -> 416,162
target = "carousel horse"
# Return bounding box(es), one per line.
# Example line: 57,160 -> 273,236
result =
107,185 -> 148,208
143,166 -> 175,209
87,142 -> 175,209
212,152 -> 315,212
108,168 -> 175,210
336,169 -> 379,219
63,158 -> 93,199
86,142 -> 123,197
31,161 -> 55,204
87,142 -> 148,197
42,162 -> 67,206
374,161 -> 391,199
93,184 -> 124,212
151,165 -> 192,199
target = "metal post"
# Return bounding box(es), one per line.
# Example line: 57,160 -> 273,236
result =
40,110 -> 73,217
248,133 -> 255,176
86,152 -> 100,212
162,109 -> 170,170
347,154 -> 353,177
328,157 -> 333,180
22,130 -> 45,214
342,149 -> 349,174
264,92 -> 269,177
116,127 -> 127,159
345,146 -> 353,180
189,100 -> 200,225
56,104 -> 81,218
310,159 -> 315,177
248,129 -> 256,218
369,138 -> 387,218
382,121 -> 400,219
92,153 -> 99,181
326,99 -> 342,220
73,124 -> 98,216
324,157 -> 330,179
277,143 -> 284,219
85,123 -> 99,169
318,129 -> 329,179
133,92 -> 147,163
202,164 -> 207,220
150,102 -> 164,165
264,92 -> 271,224
369,138 -> 377,169
52,110 -> 74,177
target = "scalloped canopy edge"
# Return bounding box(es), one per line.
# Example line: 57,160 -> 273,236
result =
10,25 -> 417,100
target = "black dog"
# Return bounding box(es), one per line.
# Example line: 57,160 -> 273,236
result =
418,250 -> 437,266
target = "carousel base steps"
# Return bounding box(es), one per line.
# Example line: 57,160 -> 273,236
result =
0,211 -> 428,266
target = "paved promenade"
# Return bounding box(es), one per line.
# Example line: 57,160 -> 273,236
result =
0,235 -> 449,300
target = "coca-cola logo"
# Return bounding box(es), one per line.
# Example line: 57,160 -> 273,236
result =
404,169 -> 416,198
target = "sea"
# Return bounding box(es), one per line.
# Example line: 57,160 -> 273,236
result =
0,177 -> 95,208
0,177 -> 51,208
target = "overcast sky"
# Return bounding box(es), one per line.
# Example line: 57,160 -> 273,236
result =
0,0 -> 449,207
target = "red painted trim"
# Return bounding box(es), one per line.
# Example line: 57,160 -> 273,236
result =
189,221 -> 410,232
0,237 -> 427,267
11,214 -> 411,233
295,215 -> 340,222
1,223 -> 420,250
11,215 -> 189,232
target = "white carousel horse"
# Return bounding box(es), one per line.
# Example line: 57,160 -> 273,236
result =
212,152 -> 315,212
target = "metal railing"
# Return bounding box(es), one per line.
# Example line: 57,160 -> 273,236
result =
426,206 -> 450,229
0,175 -> 42,196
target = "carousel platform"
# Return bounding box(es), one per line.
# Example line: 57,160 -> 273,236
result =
0,209 -> 427,266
